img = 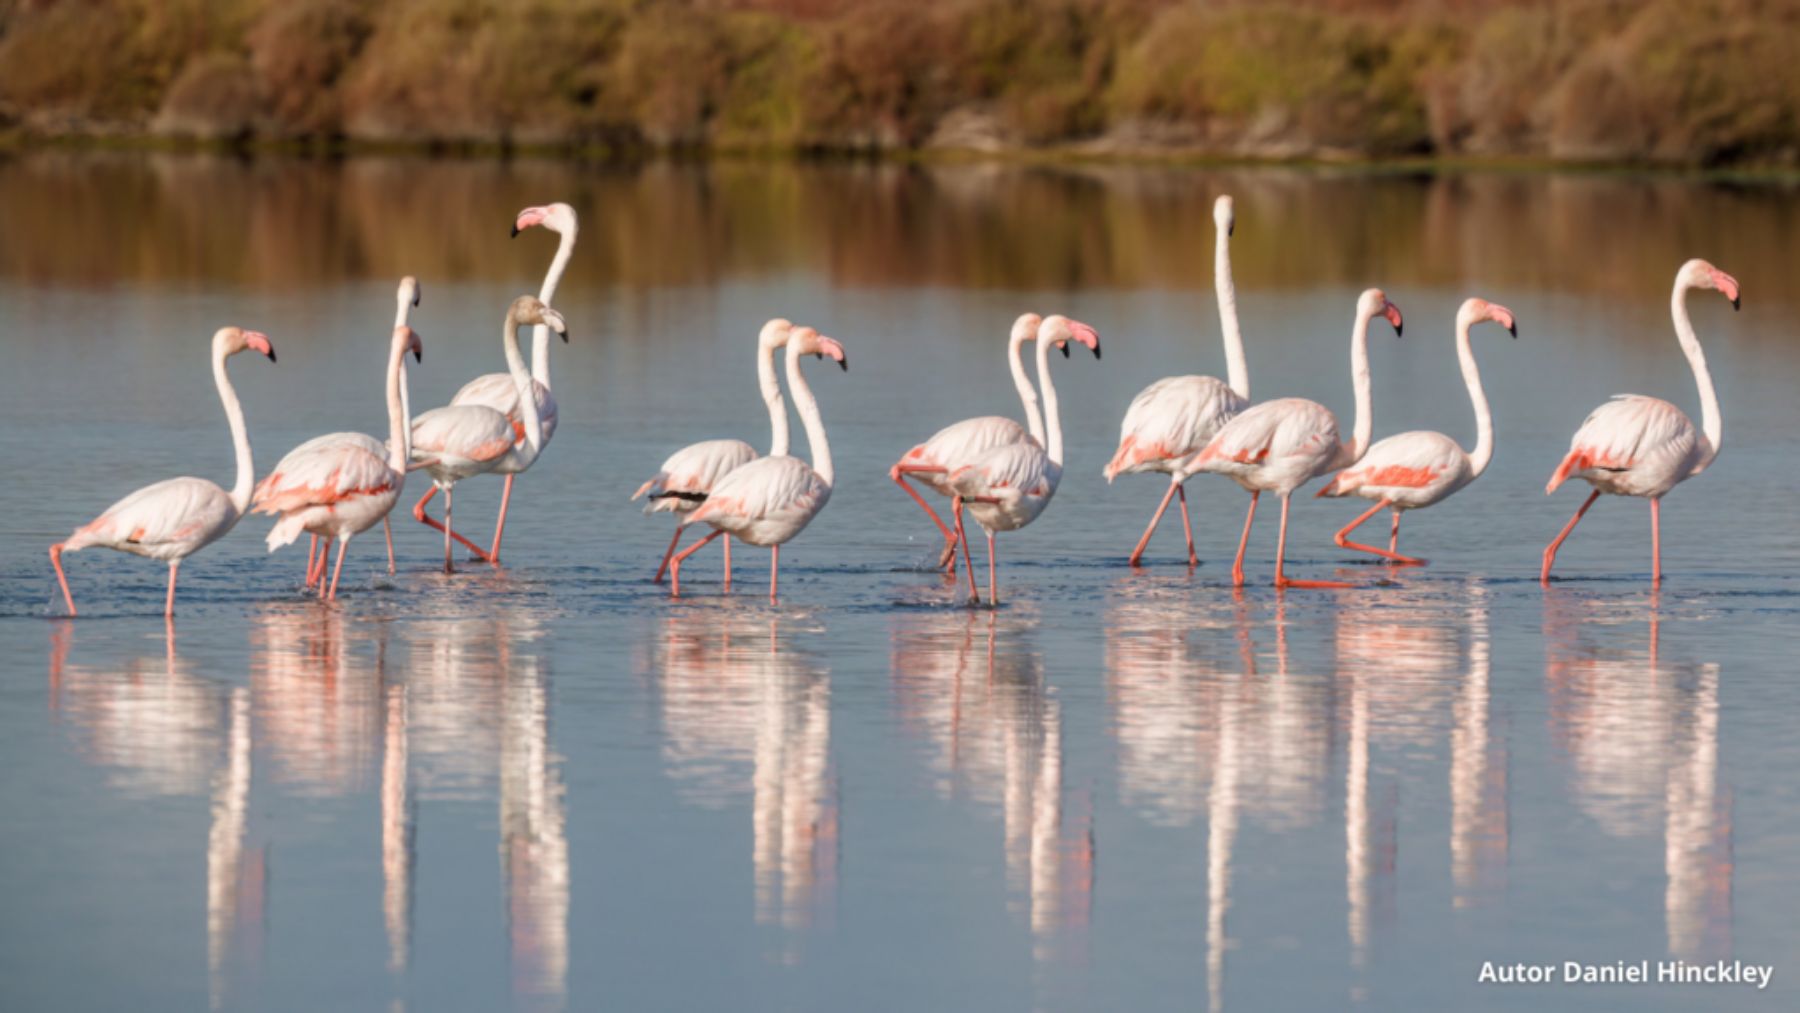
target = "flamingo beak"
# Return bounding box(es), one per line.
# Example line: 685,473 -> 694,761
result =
1383,302 -> 1404,337
244,331 -> 276,362
815,336 -> 848,370
541,308 -> 569,342
1070,321 -> 1101,359
408,328 -> 424,362
1492,304 -> 1518,338
412,283 -> 422,308
1713,269 -> 1741,310
512,207 -> 547,238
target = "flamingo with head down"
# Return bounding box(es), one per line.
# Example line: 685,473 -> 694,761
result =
1540,259 -> 1737,585
50,326 -> 278,618
1187,289 -> 1404,589
1317,297 -> 1516,566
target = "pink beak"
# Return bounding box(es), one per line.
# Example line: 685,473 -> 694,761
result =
1069,320 -> 1101,358
244,331 -> 276,362
511,207 -> 548,238
1712,268 -> 1741,310
1382,302 -> 1404,336
1489,304 -> 1518,337
815,336 -> 848,370
400,326 -> 424,362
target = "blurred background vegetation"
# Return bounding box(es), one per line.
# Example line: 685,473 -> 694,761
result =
0,0 -> 1795,167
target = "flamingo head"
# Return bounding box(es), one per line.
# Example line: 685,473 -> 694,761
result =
397,275 -> 422,310
218,326 -> 276,362
1460,297 -> 1517,338
512,202 -> 578,239
1040,315 -> 1102,359
758,317 -> 795,351
1213,194 -> 1235,237
511,295 -> 569,342
790,326 -> 848,370
1360,288 -> 1403,337
395,325 -> 424,363
1009,312 -> 1044,346
1680,258 -> 1740,310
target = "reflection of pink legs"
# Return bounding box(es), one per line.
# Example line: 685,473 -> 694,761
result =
1231,492 -> 1259,587
413,485 -> 491,564
891,466 -> 958,570
1274,494 -> 1355,589
1650,497 -> 1662,585
769,544 -> 780,602
49,543 -> 76,616
653,527 -> 682,583
669,529 -> 723,598
163,559 -> 181,618
1128,482 -> 1178,567
1332,499 -> 1425,565
488,474 -> 514,565
951,497 -> 978,602
1541,489 -> 1601,584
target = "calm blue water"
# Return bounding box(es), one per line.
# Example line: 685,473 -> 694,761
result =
2,155 -> 1798,1011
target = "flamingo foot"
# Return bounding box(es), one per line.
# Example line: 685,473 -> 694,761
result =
1275,576 -> 1359,590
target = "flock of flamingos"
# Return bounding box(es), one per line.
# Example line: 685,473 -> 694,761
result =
46,195 -> 1739,616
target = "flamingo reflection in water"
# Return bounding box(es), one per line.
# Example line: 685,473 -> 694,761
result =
1544,592 -> 1732,957
890,609 -> 1093,964
652,609 -> 838,937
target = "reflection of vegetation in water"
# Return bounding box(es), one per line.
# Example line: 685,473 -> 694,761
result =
2,152 -> 1795,308
1,1 -> 1796,166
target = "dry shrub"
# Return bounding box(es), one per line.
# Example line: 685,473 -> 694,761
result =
246,0 -> 373,136
799,1 -> 957,147
153,51 -> 263,139
609,5 -> 731,144
0,0 -> 144,121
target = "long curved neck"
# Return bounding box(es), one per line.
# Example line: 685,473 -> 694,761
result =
1216,224 -> 1248,400
214,346 -> 254,514
1344,310 -> 1375,466
785,342 -> 832,486
531,228 -> 576,389
1673,281 -> 1722,471
1009,331 -> 1045,445
384,334 -> 411,474
758,338 -> 790,457
1456,318 -> 1494,478
505,314 -> 543,453
1034,337 -> 1065,466
392,298 -> 412,461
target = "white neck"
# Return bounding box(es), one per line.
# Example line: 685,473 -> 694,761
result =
505,311 -> 543,454
384,332 -> 412,474
785,340 -> 832,486
1216,222 -> 1249,400
1456,316 -> 1494,478
1009,329 -> 1045,446
1034,336 -> 1066,466
392,296 -> 413,462
1673,280 -> 1722,472
531,227 -> 576,390
1344,308 -> 1375,466
214,342 -> 254,514
758,337 -> 791,458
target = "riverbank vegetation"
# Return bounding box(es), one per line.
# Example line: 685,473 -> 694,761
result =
0,0 -> 1795,167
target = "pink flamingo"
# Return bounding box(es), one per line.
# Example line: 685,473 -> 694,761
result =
1318,297 -> 1516,565
50,326 -> 278,618
669,327 -> 848,601
890,313 -> 1046,571
1541,259 -> 1737,585
634,318 -> 797,584
409,296 -> 568,573
945,315 -> 1102,604
1187,289 -> 1404,589
252,319 -> 425,600
415,202 -> 577,564
1105,195 -> 1250,567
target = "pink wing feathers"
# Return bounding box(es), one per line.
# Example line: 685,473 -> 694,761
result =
63,477 -> 236,555
254,438 -> 396,515
685,456 -> 830,539
1319,430 -> 1463,498
1105,375 -> 1247,480
1547,395 -> 1698,493
634,439 -> 759,513
410,405 -> 517,467
1192,397 -> 1337,476
452,373 -> 558,446
897,415 -> 1034,488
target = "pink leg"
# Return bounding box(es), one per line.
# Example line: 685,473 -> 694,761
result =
653,526 -> 683,583
1128,482 -> 1180,567
327,536 -> 351,601
1177,485 -> 1199,568
724,535 -> 733,592
769,544 -> 779,602
669,529 -> 723,598
383,516 -> 395,575
1541,489 -> 1601,585
49,543 -> 76,617
1389,508 -> 1400,555
951,497 -> 979,602
1275,494 -> 1356,589
891,466 -> 958,570
305,535 -> 320,588
442,488 -> 455,574
986,531 -> 998,604
307,538 -> 333,587
1231,492 -> 1259,587
413,485 -> 491,563
164,559 -> 181,618
1650,497 -> 1662,585
488,474 -> 514,565
1333,499 -> 1425,565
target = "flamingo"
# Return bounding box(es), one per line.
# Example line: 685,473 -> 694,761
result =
1317,297 -> 1517,566
409,296 -> 568,574
252,320 -> 425,600
1186,289 -> 1404,589
49,326 -> 278,618
633,318 -> 797,584
1541,259 -> 1737,585
415,202 -> 577,564
890,313 -> 1046,571
945,315 -> 1102,604
669,326 -> 848,601
1105,195 -> 1251,567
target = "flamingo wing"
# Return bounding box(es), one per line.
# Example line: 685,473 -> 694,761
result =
66,477 -> 235,554
410,405 -> 517,466
253,438 -> 398,515
900,416 -> 1033,470
1548,395 -> 1697,492
686,456 -> 829,535
451,373 -> 558,444
1319,431 -> 1464,498
1192,397 -> 1337,476
1105,375 -> 1247,480
634,439 -> 759,510
949,440 -> 1052,502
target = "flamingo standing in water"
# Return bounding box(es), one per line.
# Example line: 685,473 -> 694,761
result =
890,313 -> 1045,572
670,327 -> 848,601
634,318 -> 797,584
1105,195 -> 1251,567
1541,259 -> 1737,585
252,319 -> 425,600
1318,298 -> 1517,565
946,315 -> 1102,604
415,202 -> 577,564
1187,289 -> 1404,589
410,296 -> 568,573
50,326 -> 278,618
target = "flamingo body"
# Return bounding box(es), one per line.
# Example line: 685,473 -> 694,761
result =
950,444 -> 1058,533
411,406 -> 518,485
684,455 -> 831,547
899,416 -> 1035,497
451,374 -> 558,470
1320,431 -> 1471,509
1193,397 -> 1344,496
63,477 -> 240,561
635,439 -> 759,515
1105,375 -> 1247,481
254,437 -> 402,547
1547,396 -> 1704,498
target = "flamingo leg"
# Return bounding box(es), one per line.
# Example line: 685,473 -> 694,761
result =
987,531 -> 998,604
307,538 -> 333,588
327,536 -> 351,601
1389,508 -> 1400,555
413,485 -> 491,563
1274,493 -> 1356,589
488,474 -> 514,565
669,528 -> 723,598
1650,497 -> 1662,585
1178,485 -> 1199,568
1231,492 -> 1259,587
1127,482 -> 1180,567
769,544 -> 779,602
951,496 -> 979,603
442,488 -> 455,574
724,535 -> 734,592
1540,489 -> 1602,584
891,466 -> 958,570
164,559 -> 181,618
383,516 -> 395,575
653,526 -> 683,583
49,543 -> 76,617
305,535 -> 320,588
1332,499 -> 1425,566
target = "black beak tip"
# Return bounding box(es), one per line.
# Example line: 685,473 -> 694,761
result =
559,329 -> 570,343
1060,343 -> 1070,358
1732,296 -> 1741,311
1395,323 -> 1404,338
1092,343 -> 1102,360
838,357 -> 848,371
412,291 -> 421,308
1508,324 -> 1518,338
510,225 -> 521,239
413,348 -> 423,362
266,350 -> 277,363
1228,224 -> 1234,237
